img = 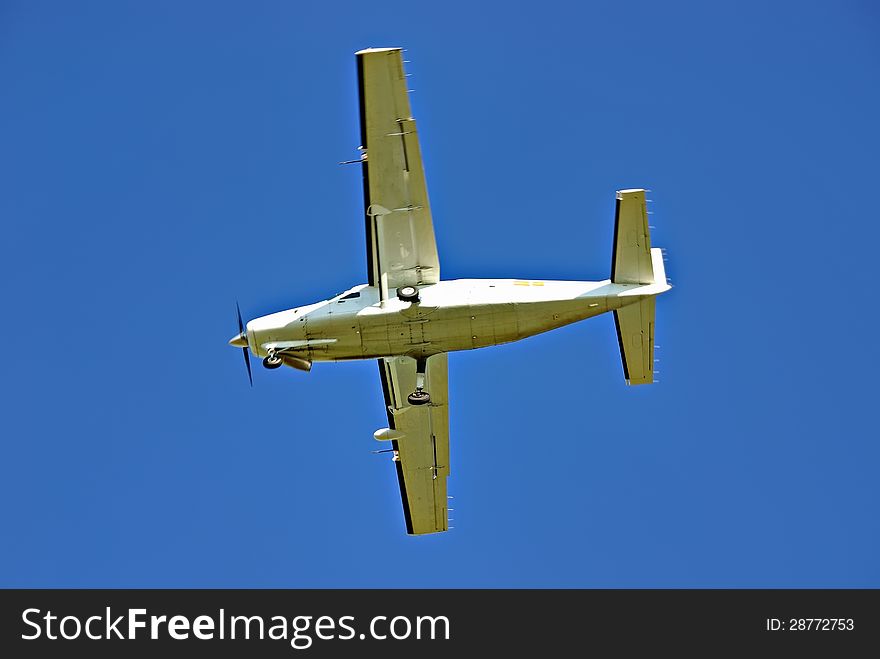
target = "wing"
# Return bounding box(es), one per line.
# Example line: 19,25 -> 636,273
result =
356,48 -> 440,300
378,354 -> 449,535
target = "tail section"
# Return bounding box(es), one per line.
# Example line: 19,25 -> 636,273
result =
611,189 -> 653,285
610,189 -> 669,385
614,298 -> 655,385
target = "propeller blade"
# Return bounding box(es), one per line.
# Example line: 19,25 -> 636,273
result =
243,347 -> 253,387
236,301 -> 253,387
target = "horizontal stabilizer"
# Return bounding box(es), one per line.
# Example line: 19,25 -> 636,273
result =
611,189 -> 653,285
614,297 -> 655,385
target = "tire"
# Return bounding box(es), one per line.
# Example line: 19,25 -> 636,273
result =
397,286 -> 419,303
263,356 -> 283,370
407,390 -> 431,406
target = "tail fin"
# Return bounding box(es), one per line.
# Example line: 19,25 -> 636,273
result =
611,189 -> 668,385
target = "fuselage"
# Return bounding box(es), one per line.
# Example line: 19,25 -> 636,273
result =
245,278 -> 660,363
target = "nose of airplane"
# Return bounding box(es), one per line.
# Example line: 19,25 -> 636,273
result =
228,332 -> 248,348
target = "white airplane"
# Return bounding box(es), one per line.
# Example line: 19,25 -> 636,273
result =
229,47 -> 671,535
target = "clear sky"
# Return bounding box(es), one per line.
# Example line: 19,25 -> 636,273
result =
1,1 -> 878,587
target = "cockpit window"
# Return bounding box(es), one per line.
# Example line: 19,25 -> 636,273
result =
339,291 -> 361,301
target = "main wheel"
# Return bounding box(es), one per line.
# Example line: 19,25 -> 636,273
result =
397,285 -> 419,303
407,390 -> 431,406
263,355 -> 283,369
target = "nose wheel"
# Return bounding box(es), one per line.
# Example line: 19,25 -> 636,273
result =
407,357 -> 431,406
263,349 -> 283,369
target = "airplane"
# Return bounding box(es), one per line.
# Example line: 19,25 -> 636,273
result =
228,47 -> 672,535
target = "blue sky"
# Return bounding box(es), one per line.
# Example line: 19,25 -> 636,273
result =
1,1 -> 878,587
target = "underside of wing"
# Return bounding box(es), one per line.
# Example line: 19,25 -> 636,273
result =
378,354 -> 449,535
357,48 -> 439,299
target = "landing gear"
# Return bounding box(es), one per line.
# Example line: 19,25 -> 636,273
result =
407,357 -> 431,406
263,349 -> 283,369
397,285 -> 419,303
407,390 -> 431,406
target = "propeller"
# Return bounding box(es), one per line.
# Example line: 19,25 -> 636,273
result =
230,302 -> 253,386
